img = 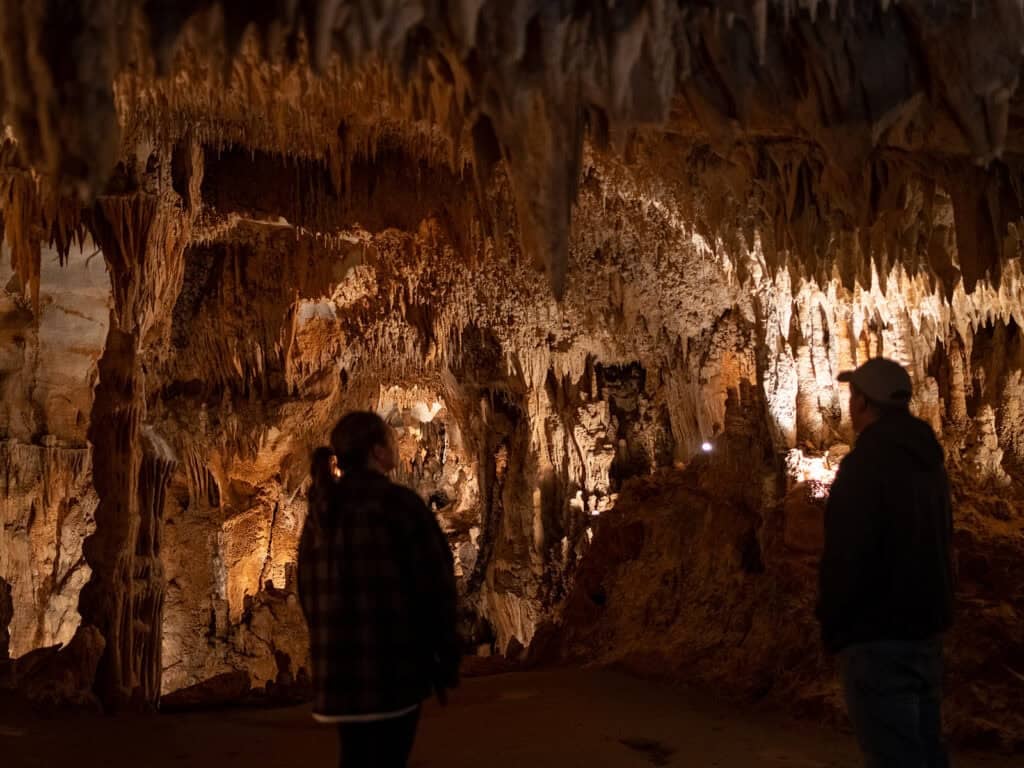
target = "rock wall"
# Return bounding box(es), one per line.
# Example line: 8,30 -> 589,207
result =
0,576 -> 12,659
0,244 -> 108,657
549,459 -> 1024,751
1,139 -> 1020,741
0,22 -> 1019,739
541,258 -> 1024,750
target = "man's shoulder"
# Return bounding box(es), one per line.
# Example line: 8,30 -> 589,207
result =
836,443 -> 870,472
830,442 -> 882,496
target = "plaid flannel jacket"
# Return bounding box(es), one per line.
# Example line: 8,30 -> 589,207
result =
297,469 -> 460,718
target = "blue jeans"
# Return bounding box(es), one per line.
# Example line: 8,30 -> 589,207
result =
841,638 -> 949,768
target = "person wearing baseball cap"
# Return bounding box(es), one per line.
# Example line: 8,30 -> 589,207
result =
817,357 -> 954,767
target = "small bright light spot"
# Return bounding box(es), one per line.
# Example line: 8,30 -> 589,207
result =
569,491 -> 586,513
785,448 -> 840,499
701,441 -> 713,453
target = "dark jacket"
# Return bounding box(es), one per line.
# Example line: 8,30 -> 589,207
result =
297,469 -> 461,717
817,412 -> 954,654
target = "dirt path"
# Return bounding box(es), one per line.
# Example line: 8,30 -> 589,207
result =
0,668 -> 1016,767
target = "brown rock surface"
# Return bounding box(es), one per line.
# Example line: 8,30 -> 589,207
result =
0,245 -> 107,658
160,670 -> 252,713
0,0 -> 1020,751
0,576 -> 11,660
14,625 -> 105,709
550,462 -> 1024,751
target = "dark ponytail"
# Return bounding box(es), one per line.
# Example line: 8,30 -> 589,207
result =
310,446 -> 336,487
307,446 -> 336,543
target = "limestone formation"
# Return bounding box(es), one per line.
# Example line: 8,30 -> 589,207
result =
0,245 -> 106,657
0,0 -> 1020,750
0,576 -> 11,660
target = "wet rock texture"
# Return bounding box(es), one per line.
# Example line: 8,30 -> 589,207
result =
0,0 -> 1020,748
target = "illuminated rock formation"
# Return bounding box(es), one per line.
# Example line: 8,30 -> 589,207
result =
0,0 -> 1019,749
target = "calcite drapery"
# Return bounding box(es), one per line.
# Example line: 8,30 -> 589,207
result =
2,2 -> 1024,295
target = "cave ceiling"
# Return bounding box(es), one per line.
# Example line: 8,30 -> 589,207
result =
0,0 -> 1023,301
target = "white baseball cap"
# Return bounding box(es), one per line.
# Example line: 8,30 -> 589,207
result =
837,357 -> 913,407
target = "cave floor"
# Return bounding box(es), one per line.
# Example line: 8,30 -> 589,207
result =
1,668 -> 1016,768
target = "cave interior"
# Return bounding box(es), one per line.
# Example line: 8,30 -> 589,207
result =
0,0 -> 1023,762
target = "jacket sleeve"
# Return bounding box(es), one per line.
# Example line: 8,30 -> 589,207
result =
816,450 -> 881,652
406,491 -> 462,690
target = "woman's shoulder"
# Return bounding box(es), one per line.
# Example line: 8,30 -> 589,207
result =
387,480 -> 429,511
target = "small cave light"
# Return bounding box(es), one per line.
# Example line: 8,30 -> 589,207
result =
701,441 -> 713,453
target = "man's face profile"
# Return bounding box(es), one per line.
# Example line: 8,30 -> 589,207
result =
849,388 -> 871,435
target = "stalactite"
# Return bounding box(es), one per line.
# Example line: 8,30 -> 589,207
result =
0,0 -> 124,196
0,170 -> 88,313
1,174 -> 42,311
0,2 -> 1021,295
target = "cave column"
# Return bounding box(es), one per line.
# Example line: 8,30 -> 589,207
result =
76,193 -> 192,709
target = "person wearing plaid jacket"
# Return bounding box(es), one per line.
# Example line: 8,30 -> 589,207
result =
298,411 -> 461,767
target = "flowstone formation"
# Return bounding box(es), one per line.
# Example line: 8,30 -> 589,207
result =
0,0 -> 1021,750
